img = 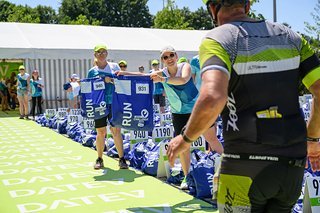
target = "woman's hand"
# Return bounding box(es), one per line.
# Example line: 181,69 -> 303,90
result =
150,73 -> 164,83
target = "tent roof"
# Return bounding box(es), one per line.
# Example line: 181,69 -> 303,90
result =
0,22 -> 208,59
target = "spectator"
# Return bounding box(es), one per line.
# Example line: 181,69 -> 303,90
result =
87,44 -> 128,170
17,65 -> 30,119
149,59 -> 166,113
138,66 -> 145,73
30,70 -> 44,119
118,60 -> 128,71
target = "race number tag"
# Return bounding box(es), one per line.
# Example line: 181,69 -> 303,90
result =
152,126 -> 174,142
83,117 -> 95,130
69,109 -> 82,115
160,112 -> 172,124
153,104 -> 160,115
57,110 -> 68,118
191,135 -> 206,151
45,109 -> 56,118
130,130 -> 148,145
303,177 -> 320,213
67,115 -> 83,124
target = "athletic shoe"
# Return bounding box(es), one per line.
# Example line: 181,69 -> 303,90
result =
180,176 -> 188,190
19,115 -> 24,119
119,157 -> 128,169
94,157 -> 104,170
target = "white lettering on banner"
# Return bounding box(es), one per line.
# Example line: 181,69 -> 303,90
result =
16,190 -> 145,212
207,173 -> 214,195
122,102 -> 132,127
226,93 -> 239,131
85,99 -> 94,118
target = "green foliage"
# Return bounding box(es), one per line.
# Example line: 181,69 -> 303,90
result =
58,0 -> 152,27
0,1 -> 15,22
154,1 -> 191,29
7,5 -> 40,23
304,0 -> 320,53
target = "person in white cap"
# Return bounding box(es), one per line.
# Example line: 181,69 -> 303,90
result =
68,73 -> 80,109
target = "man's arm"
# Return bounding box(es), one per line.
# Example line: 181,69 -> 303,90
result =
307,79 -> 320,171
184,70 -> 228,140
167,69 -> 228,166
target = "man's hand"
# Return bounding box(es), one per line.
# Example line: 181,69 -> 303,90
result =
167,135 -> 191,167
307,141 -> 320,172
104,76 -> 113,83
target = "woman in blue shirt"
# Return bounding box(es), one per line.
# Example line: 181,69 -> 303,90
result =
30,70 -> 44,119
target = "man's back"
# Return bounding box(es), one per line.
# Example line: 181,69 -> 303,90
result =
200,20 -> 311,157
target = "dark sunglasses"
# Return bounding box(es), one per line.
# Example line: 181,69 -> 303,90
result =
96,51 -> 107,56
163,53 -> 175,60
120,65 -> 127,68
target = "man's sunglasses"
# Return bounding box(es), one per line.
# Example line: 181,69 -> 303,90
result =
120,65 -> 127,68
96,51 -> 107,56
163,53 -> 175,60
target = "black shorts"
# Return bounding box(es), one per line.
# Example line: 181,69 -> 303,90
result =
172,113 -> 216,136
94,105 -> 113,128
217,156 -> 305,212
153,94 -> 166,107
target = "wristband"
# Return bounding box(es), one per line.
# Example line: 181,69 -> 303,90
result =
180,126 -> 195,143
307,137 -> 320,142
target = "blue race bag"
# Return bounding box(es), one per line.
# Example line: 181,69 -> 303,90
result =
80,77 -> 109,120
141,142 -> 160,176
188,149 -> 215,199
111,75 -> 154,131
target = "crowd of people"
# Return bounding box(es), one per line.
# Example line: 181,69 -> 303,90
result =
3,0 -> 320,211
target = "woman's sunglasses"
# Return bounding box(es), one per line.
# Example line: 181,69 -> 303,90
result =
163,53 -> 175,61
120,65 -> 127,68
96,51 -> 107,56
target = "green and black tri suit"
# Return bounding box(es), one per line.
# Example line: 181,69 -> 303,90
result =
199,20 -> 320,212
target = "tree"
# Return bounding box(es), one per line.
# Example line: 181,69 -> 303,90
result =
153,0 -> 191,29
35,5 -> 57,24
7,5 -> 40,23
58,0 -> 152,27
183,6 -> 212,30
0,1 -> 15,22
304,0 -> 320,53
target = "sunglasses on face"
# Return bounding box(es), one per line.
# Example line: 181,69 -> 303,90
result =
163,53 -> 175,61
120,65 -> 127,68
96,51 -> 107,56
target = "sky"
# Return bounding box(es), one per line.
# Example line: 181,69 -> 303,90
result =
7,0 -> 318,35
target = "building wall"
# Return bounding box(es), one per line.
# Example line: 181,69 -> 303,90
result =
25,58 -> 93,109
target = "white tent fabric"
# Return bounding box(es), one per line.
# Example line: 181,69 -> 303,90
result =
0,22 -> 208,60
0,22 -> 209,109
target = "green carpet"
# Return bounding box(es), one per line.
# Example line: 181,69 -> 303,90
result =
0,112 -> 217,213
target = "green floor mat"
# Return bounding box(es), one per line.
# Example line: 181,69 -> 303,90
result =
0,116 -> 217,213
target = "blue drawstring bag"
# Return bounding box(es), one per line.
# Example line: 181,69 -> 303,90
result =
57,118 -> 68,134
141,142 -> 160,176
188,149 -> 215,199
82,135 -> 96,148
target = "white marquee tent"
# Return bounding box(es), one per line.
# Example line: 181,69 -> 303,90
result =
0,22 -> 208,109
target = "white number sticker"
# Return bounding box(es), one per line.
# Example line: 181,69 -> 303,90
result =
83,118 -> 95,129
67,115 -> 82,124
152,126 -> 174,142
45,109 -> 56,117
